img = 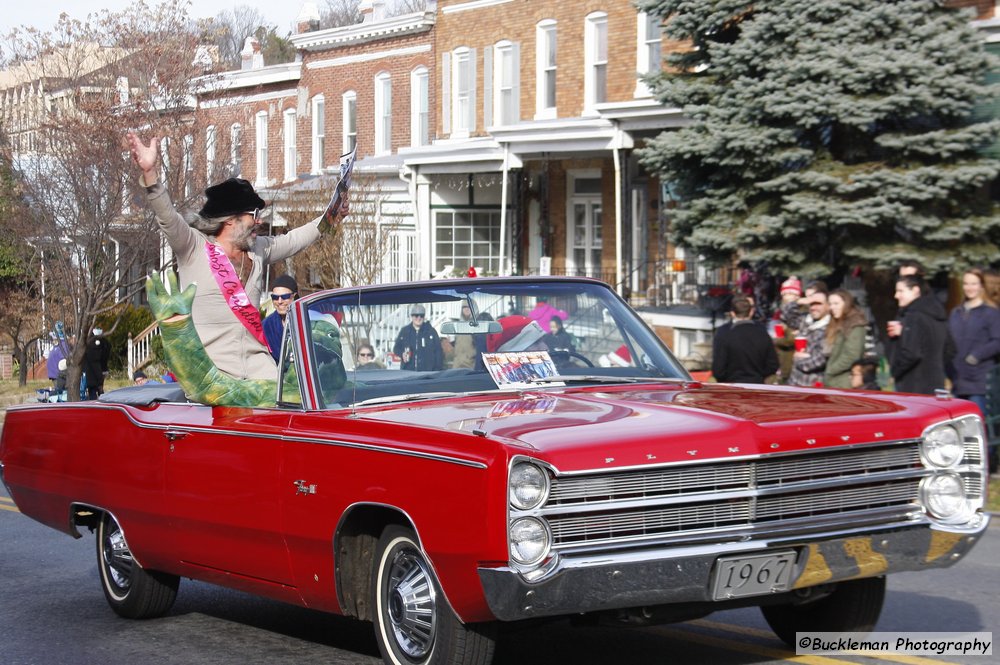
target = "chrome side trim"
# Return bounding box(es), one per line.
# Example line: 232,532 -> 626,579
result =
281,434 -> 488,469
6,403 -> 487,470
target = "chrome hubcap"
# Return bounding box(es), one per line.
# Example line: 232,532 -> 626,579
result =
386,548 -> 437,659
103,522 -> 133,591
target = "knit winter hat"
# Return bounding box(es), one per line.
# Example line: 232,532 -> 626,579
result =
780,277 -> 802,296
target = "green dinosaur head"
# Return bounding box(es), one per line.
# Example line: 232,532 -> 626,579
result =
308,311 -> 347,400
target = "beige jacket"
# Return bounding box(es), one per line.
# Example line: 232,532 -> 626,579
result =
147,183 -> 320,380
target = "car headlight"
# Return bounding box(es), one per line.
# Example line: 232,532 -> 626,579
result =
921,425 -> 964,468
509,517 -> 550,565
509,462 -> 549,510
920,473 -> 969,522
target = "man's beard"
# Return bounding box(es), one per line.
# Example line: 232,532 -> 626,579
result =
233,224 -> 255,251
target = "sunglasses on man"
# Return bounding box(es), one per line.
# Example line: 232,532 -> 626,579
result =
271,292 -> 294,301
243,208 -> 262,222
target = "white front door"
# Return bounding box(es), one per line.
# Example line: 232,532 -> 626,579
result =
567,171 -> 603,278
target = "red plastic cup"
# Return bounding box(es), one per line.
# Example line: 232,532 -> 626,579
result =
773,323 -> 785,338
794,336 -> 807,352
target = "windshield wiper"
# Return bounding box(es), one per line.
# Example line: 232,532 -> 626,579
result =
525,375 -> 641,384
353,391 -> 461,407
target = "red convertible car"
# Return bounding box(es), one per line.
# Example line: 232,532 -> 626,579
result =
0,277 -> 990,665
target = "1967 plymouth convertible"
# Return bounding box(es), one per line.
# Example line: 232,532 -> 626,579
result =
0,276 -> 990,665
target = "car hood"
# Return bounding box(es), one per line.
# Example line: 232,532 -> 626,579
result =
355,382 -> 961,472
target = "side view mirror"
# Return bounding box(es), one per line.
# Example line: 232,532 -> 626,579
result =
441,320 -> 503,335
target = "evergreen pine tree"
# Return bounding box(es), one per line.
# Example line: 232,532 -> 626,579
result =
638,0 -> 1000,275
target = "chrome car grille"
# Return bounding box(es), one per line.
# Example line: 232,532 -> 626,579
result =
544,442 -> 930,551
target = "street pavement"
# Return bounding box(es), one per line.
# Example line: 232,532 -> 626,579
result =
0,474 -> 997,665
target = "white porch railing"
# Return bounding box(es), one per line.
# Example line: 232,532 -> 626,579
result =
127,321 -> 160,378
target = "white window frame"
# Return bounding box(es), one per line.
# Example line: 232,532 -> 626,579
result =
410,66 -> 429,147
255,110 -> 269,187
452,47 -> 476,136
375,72 -> 392,155
584,12 -> 608,113
182,134 -> 194,198
343,91 -> 357,154
492,41 -> 519,127
283,108 -> 297,182
311,95 -> 325,174
230,123 -> 242,177
565,169 -> 604,278
205,125 -> 216,182
635,11 -> 661,97
535,20 -> 557,120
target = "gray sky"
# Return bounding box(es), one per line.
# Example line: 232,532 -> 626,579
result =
1,1 -> 309,38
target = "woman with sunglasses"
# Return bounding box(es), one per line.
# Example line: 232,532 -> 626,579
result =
263,274 -> 299,362
355,344 -> 384,371
126,131 -> 349,382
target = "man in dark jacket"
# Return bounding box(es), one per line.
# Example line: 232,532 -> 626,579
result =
393,304 -> 443,371
887,276 -> 953,394
83,327 -> 111,400
712,296 -> 779,383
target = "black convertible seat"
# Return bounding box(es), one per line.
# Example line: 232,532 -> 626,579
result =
98,383 -> 189,406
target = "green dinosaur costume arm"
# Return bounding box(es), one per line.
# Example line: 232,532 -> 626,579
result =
145,271 -> 279,407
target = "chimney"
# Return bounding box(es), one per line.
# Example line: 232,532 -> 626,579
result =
295,2 -> 321,34
360,0 -> 386,24
240,36 -> 263,71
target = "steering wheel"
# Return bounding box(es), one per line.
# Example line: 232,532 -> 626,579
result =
549,349 -> 594,368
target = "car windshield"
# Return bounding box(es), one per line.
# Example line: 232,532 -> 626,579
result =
296,278 -> 689,408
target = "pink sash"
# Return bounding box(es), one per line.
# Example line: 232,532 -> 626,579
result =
204,242 -> 269,350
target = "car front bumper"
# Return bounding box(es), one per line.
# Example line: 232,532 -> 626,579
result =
477,518 -> 989,621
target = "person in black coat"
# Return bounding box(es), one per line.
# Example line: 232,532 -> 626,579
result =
393,304 -> 443,371
83,327 -> 111,399
712,296 -> 779,384
887,275 -> 953,395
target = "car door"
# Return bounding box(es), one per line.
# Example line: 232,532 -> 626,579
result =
164,405 -> 294,588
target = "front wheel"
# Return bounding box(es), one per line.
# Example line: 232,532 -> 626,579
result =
761,577 -> 886,647
97,512 -> 179,619
372,525 -> 496,665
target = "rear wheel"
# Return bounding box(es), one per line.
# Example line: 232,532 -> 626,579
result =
372,525 -> 496,665
761,577 -> 886,647
97,513 -> 179,618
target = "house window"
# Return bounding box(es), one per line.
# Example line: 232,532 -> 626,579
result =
434,210 -> 501,275
452,48 -> 475,135
567,172 -> 603,278
230,123 -> 242,177
182,134 -> 194,198
493,41 -> 519,126
535,20 -> 556,119
375,72 -> 392,155
343,91 -> 357,153
635,11 -> 661,97
311,95 -> 325,174
205,125 -> 216,182
411,66 -> 429,147
283,108 -> 297,182
584,12 -> 608,111
159,137 -> 170,184
255,111 -> 268,186
384,228 -> 418,284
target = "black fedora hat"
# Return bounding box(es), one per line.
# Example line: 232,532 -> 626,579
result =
199,178 -> 266,218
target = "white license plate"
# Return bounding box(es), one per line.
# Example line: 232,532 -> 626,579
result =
711,551 -> 797,600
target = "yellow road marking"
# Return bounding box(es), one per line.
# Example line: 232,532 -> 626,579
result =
0,503 -> 19,512
691,619 -> 965,665
0,496 -> 14,503
663,625 -> 857,664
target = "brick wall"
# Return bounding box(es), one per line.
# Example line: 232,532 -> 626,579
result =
948,0 -> 995,20
299,28 -> 435,167
195,83 -> 299,188
436,0 -> 670,134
